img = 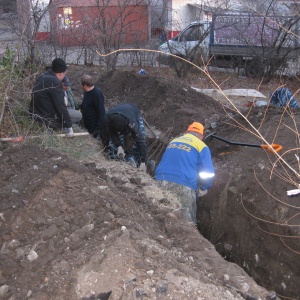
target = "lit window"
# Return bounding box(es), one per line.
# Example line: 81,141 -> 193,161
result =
63,7 -> 72,15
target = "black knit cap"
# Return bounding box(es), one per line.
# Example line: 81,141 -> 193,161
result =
51,58 -> 67,73
110,114 -> 127,133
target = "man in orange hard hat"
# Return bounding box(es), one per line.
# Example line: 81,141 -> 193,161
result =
155,122 -> 215,223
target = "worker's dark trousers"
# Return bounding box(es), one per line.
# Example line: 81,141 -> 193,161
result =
157,180 -> 197,223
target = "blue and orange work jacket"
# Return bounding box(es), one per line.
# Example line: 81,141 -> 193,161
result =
155,133 -> 215,191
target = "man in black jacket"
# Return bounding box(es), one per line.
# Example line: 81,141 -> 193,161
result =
80,75 -> 106,139
102,103 -> 147,171
29,58 -> 74,136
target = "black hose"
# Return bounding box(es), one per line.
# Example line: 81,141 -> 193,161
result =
211,135 -> 261,148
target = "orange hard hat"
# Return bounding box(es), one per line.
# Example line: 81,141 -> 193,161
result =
187,122 -> 204,135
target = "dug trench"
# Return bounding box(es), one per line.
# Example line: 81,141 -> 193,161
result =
145,118 -> 300,300
96,69 -> 300,299
1,67 -> 299,299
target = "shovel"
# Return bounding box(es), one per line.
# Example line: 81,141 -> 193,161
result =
204,132 -> 283,153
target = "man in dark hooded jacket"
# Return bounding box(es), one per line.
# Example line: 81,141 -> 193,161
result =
29,58 -> 74,136
102,103 -> 147,171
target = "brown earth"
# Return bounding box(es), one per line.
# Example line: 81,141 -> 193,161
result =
0,66 -> 299,300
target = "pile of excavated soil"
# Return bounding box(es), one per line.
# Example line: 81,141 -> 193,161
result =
0,143 -> 270,300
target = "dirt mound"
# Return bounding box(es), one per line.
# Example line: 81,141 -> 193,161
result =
0,143 -> 269,300
99,70 -> 225,137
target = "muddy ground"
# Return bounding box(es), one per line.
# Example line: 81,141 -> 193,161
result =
0,66 -> 300,300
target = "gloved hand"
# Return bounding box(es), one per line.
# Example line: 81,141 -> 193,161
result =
104,146 -> 110,153
139,162 -> 147,172
65,127 -> 74,138
117,146 -> 125,159
198,189 -> 207,197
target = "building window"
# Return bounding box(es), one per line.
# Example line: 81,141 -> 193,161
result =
63,7 -> 72,15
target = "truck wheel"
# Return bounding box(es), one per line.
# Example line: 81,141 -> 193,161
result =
245,58 -> 265,77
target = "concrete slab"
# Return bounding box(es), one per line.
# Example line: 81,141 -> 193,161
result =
191,87 -> 267,98
191,87 -> 269,110
222,89 -> 267,98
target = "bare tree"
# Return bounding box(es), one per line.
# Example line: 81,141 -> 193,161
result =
13,0 -> 52,72
245,15 -> 300,82
240,0 -> 300,81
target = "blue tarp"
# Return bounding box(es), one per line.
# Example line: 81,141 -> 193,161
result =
270,88 -> 299,108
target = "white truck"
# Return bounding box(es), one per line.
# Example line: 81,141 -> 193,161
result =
158,13 -> 298,76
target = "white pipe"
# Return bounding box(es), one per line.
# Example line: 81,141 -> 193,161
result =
0,132 -> 90,142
